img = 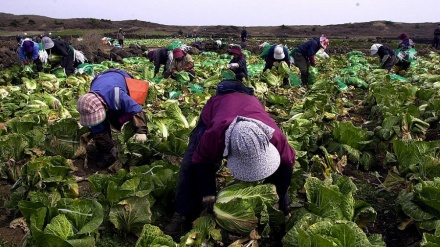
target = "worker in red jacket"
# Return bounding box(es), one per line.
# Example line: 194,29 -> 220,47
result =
164,79 -> 296,237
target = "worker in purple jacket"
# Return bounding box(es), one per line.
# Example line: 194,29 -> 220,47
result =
19,38 -> 43,72
164,79 -> 296,237
293,35 -> 329,86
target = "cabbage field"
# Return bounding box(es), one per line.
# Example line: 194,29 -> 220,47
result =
0,38 -> 440,247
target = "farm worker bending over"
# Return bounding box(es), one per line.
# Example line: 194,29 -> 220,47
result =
226,45 -> 249,82
19,38 -> 43,72
263,44 -> 291,85
170,48 -> 195,81
370,44 -> 397,72
395,33 -> 416,74
293,35 -> 329,86
76,69 -> 148,169
164,79 -> 296,237
41,37 -> 75,76
147,47 -> 171,78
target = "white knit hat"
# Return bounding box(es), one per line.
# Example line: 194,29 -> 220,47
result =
273,45 -> 285,60
224,116 -> 280,182
370,44 -> 382,55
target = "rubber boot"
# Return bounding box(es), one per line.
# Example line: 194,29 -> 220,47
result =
163,212 -> 190,238
95,150 -> 116,169
93,132 -> 115,169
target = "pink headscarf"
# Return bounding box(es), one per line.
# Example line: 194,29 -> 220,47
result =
319,35 -> 329,49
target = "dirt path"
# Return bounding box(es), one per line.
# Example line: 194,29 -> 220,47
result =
0,181 -> 26,246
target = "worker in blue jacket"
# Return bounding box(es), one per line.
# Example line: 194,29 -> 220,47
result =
19,38 -> 43,72
76,69 -> 148,169
293,35 -> 329,86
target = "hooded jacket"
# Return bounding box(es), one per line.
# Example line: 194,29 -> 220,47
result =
263,45 -> 290,71
192,92 -> 295,168
90,69 -> 142,114
19,41 -> 39,61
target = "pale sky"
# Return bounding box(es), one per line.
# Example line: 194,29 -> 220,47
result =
0,0 -> 437,26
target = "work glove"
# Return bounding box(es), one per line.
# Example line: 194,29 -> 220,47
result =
23,59 -> 29,65
310,61 -> 316,67
273,61 -> 280,67
133,133 -> 147,143
230,63 -> 239,68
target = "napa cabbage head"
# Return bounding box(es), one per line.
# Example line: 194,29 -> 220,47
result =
213,183 -> 279,235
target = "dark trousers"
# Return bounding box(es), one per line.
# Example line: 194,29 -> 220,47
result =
382,56 -> 397,72
293,52 -> 309,86
118,39 -> 124,48
90,112 -> 131,152
235,72 -> 247,82
175,120 -> 216,220
57,49 -> 74,76
264,165 -> 293,214
433,37 -> 439,49
396,60 -> 411,72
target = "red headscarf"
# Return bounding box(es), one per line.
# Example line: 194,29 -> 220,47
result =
228,46 -> 244,57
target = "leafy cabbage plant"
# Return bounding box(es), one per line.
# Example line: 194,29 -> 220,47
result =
213,183 -> 280,235
282,174 -> 384,247
179,216 -> 222,247
135,224 -> 177,247
304,174 -> 377,225
421,220 -> 440,246
20,198 -> 103,247
396,178 -> 440,233
392,139 -> 440,179
282,213 -> 385,247
327,121 -> 375,170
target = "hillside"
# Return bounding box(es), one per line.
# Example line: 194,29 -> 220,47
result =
0,13 -> 438,71
0,12 -> 437,41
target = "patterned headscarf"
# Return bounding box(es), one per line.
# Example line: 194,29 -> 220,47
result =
224,116 -> 280,182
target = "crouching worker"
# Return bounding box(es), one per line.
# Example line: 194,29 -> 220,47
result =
19,38 -> 43,72
170,48 -> 195,81
263,44 -> 291,85
226,45 -> 249,82
163,79 -> 296,237
370,44 -> 397,72
147,47 -> 171,78
293,35 -> 329,86
76,69 -> 148,169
